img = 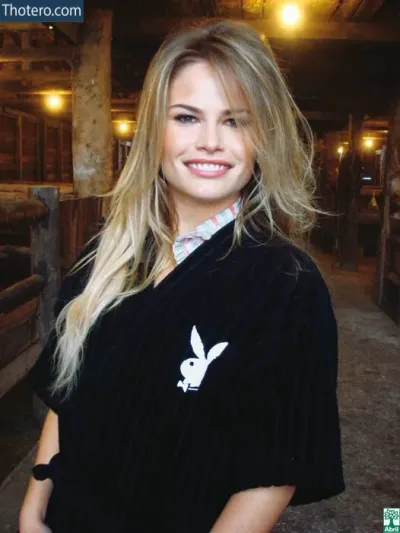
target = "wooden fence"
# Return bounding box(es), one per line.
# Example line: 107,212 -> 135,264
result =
0,186 -> 102,401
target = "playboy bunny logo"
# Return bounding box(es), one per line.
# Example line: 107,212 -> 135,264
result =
177,326 -> 228,392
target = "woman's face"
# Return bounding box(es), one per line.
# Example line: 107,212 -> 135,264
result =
161,60 -> 256,210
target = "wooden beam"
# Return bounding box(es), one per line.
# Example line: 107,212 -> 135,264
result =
126,17 -> 400,42
0,70 -> 71,82
0,275 -> 44,314
0,199 -> 47,226
51,23 -> 79,44
303,111 -> 348,121
20,31 -> 31,71
349,0 -> 386,20
72,9 -> 113,197
336,113 -> 364,271
0,23 -> 45,31
331,0 -> 362,19
0,342 -> 42,401
0,45 -> 74,63
29,186 -> 60,342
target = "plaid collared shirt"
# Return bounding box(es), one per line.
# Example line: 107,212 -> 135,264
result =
172,197 -> 242,265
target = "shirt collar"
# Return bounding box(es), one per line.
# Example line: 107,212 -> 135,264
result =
172,197 -> 242,265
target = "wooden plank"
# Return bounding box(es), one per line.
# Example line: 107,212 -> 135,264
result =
59,197 -> 78,268
0,199 -> 47,225
21,116 -> 40,182
0,23 -> 45,31
0,298 -> 37,332
337,0 -> 386,20
2,106 -> 38,120
0,46 -> 74,63
304,110 -> 348,121
125,17 -> 400,42
0,301 -> 38,370
0,341 -> 42,400
29,186 -> 60,342
0,275 -> 44,314
17,115 -> 22,181
0,71 -> 71,83
52,22 -> 79,44
0,182 -> 74,198
60,122 -> 72,182
331,0 -> 362,19
0,446 -> 38,531
337,113 -> 363,271
43,122 -> 59,182
0,111 -> 18,182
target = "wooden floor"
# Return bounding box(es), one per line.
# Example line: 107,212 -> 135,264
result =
0,446 -> 36,533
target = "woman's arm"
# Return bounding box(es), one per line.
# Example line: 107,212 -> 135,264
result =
211,485 -> 296,533
19,409 -> 59,529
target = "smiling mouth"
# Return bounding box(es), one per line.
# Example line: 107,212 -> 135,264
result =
184,162 -> 232,178
186,162 -> 231,171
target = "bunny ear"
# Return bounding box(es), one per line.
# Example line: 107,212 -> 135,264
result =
190,326 -> 206,360
207,342 -> 228,363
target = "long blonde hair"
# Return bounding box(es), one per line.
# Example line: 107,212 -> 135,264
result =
52,19 -> 317,398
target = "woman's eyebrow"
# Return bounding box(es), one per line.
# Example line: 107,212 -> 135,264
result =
169,104 -> 250,115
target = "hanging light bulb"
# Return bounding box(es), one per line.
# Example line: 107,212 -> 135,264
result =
117,121 -> 130,134
44,93 -> 64,112
363,138 -> 374,149
280,3 -> 302,27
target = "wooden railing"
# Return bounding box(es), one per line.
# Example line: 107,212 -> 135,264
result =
0,186 -> 102,400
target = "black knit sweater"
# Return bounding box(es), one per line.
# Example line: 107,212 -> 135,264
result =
30,220 -> 345,533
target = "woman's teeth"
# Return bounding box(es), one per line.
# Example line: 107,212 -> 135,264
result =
187,163 -> 229,171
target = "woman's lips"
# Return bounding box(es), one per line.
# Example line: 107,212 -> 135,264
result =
185,162 -> 232,178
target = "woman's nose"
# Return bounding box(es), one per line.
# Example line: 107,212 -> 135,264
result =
195,122 -> 223,152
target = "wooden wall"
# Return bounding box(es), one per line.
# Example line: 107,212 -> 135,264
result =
0,106 -> 126,185
0,106 -> 73,183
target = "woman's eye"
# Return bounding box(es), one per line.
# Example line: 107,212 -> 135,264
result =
175,114 -> 197,124
226,118 -> 238,128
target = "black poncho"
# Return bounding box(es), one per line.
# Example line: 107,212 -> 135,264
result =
30,220 -> 345,533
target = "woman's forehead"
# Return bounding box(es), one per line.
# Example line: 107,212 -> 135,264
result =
168,61 -> 249,110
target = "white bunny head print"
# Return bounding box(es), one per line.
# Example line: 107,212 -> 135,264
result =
177,326 -> 228,392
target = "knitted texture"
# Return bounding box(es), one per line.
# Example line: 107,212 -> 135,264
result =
30,221 -> 345,533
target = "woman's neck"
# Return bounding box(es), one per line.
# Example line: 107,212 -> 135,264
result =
172,194 -> 241,236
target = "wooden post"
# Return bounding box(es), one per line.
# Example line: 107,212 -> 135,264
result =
374,97 -> 400,307
336,113 -> 363,270
28,186 -> 60,343
71,9 -> 113,198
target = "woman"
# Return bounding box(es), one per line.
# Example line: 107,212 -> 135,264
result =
20,19 -> 345,533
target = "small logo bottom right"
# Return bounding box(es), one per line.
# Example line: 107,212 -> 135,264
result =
384,508 -> 400,533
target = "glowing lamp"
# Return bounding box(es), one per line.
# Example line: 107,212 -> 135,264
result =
44,93 -> 63,112
280,3 -> 302,27
363,138 -> 374,149
337,146 -> 344,155
117,121 -> 130,134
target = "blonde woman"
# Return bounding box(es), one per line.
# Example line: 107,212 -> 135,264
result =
20,20 -> 344,533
